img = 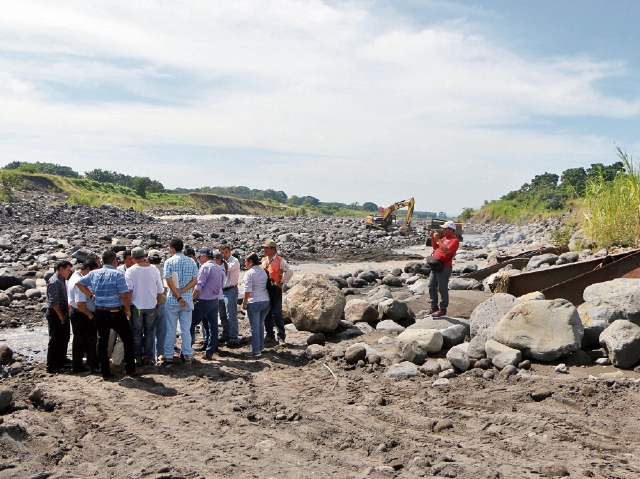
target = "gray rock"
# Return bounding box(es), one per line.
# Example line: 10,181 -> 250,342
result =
556,252 -> 579,265
285,274 -> 346,333
404,262 -> 431,276
28,388 -> 43,402
440,324 -> 466,349
467,335 -> 486,359
0,345 -> 13,365
306,333 -> 326,346
500,365 -> 518,376
376,320 -> 405,334
358,271 -> 378,283
485,339 -> 519,360
418,360 -> 442,375
516,291 -> 545,302
431,378 -> 450,387
493,299 -> 583,361
470,293 -> 518,339
409,316 -> 470,337
400,340 -> 428,365
397,329 -> 443,354
22,279 -> 37,290
0,269 -> 23,291
306,344 -> 326,359
385,361 -> 418,380
378,336 -> 394,344
345,344 -> 367,364
482,370 -> 495,380
0,293 -> 10,306
599,320 -> 640,368
448,278 -> 480,290
492,350 -> 521,369
583,278 -> 640,324
446,346 -> 470,371
25,288 -> 42,299
408,278 -> 429,295
474,358 -> 492,370
531,388 -> 552,401
555,363 -> 569,374
325,275 -> 348,289
344,299 -> 379,323
526,253 -> 558,270
595,357 -> 611,365
578,301 -> 619,347
381,274 -> 403,287
355,322 -> 374,334
0,388 -> 12,413
378,299 -> 409,322
439,369 -> 456,379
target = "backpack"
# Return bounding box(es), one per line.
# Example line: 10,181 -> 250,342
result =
263,268 -> 282,304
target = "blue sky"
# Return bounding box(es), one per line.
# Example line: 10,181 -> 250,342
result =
0,1 -> 639,215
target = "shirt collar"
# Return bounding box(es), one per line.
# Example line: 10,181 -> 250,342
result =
104,265 -> 116,270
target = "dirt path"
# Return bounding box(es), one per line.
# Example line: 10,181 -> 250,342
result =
3,321 -> 640,478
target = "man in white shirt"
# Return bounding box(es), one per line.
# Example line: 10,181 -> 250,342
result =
68,259 -> 100,373
218,245 -> 241,347
125,247 -> 164,365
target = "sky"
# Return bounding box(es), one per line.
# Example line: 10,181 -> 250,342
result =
1,0 -> 639,215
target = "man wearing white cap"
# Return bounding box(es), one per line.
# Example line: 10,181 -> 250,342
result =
427,220 -> 459,318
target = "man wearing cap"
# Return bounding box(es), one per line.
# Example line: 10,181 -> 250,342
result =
428,221 -> 460,318
125,247 -> 164,365
218,245 -> 240,347
261,239 -> 293,345
191,247 -> 225,360
163,237 -> 198,362
76,250 -> 141,379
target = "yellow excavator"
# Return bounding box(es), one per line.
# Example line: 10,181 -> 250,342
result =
365,198 -> 415,231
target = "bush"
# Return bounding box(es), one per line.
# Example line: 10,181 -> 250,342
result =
460,207 -> 475,221
0,171 -> 23,201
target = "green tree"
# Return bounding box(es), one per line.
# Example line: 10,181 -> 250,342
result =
362,202 -> 378,211
132,176 -> 151,198
0,171 -> 23,201
560,167 -> 587,197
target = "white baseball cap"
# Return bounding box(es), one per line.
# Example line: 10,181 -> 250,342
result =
443,220 -> 456,230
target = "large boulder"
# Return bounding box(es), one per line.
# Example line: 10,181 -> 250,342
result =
449,278 -> 480,290
408,278 -> 430,295
599,320 -> 640,368
525,254 -> 558,270
466,335 -> 486,359
440,324 -> 466,349
284,274 -> 346,333
578,301 -> 621,347
0,388 -> 12,413
446,345 -> 470,371
381,274 -> 403,287
469,293 -> 518,339
344,299 -> 379,323
376,320 -> 405,334
556,252 -> 579,265
485,339 -> 520,360
583,279 -> 640,324
397,329 -> 443,354
404,262 -> 431,276
378,299 -> 409,322
0,345 -> 13,365
493,299 -> 583,361
492,350 -> 522,369
400,340 -> 428,365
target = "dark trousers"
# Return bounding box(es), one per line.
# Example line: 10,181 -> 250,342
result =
428,266 -> 453,310
265,300 -> 285,340
95,308 -> 136,378
46,309 -> 70,371
192,299 -> 219,357
70,309 -> 99,370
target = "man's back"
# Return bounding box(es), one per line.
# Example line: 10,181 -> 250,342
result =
126,264 -> 163,309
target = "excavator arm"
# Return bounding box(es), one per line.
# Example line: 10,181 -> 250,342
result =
366,198 -> 415,231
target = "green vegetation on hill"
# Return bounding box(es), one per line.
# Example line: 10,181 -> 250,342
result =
469,158 -> 625,222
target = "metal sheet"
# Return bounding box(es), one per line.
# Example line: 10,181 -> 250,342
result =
542,250 -> 640,305
506,250 -> 639,298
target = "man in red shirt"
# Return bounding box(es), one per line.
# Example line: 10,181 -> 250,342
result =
428,220 -> 460,317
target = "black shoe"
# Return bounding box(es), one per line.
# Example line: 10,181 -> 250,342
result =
225,341 -> 241,348
73,365 -> 90,373
90,368 -> 101,374
46,368 -> 64,374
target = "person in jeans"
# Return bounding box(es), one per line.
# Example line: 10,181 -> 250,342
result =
261,239 -> 293,346
163,237 -> 198,363
218,245 -> 240,347
192,248 -> 225,360
241,253 -> 270,358
67,259 -> 100,373
45,260 -> 73,373
148,249 -> 167,361
427,220 -> 460,318
77,250 -> 141,380
125,247 -> 164,365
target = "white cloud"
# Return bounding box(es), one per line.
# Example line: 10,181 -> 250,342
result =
0,0 -> 638,213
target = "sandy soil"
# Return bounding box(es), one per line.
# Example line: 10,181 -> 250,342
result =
3,309 -> 640,479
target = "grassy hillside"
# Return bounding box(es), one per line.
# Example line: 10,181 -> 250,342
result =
19,173 -> 285,215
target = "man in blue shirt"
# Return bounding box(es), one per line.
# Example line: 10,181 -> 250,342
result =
77,250 -> 141,379
191,248 -> 225,360
163,237 -> 198,362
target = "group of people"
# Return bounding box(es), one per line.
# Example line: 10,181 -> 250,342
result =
45,237 -> 292,380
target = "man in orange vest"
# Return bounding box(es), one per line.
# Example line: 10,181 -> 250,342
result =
261,239 -> 293,346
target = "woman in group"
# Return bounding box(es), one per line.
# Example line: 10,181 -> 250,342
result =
241,253 -> 271,357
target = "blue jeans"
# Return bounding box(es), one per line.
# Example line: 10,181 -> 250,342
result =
131,307 -> 157,360
192,299 -> 219,357
220,287 -> 239,343
164,301 -> 194,358
155,303 -> 166,359
265,300 -> 285,340
246,301 -> 270,354
428,266 -> 453,310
